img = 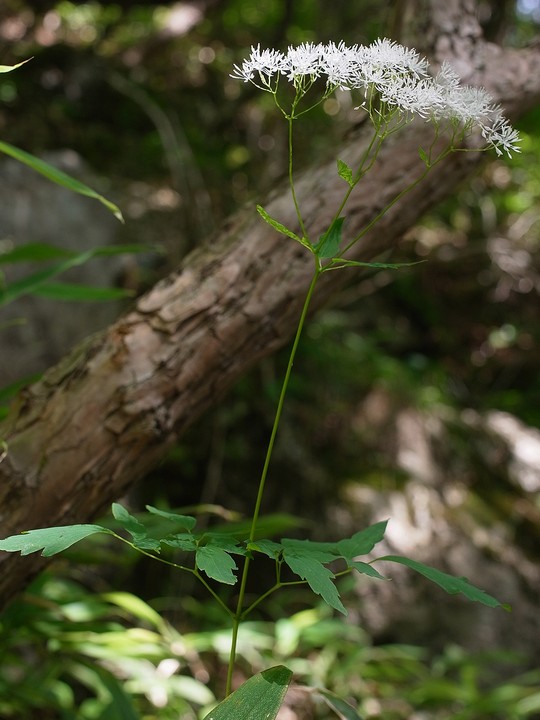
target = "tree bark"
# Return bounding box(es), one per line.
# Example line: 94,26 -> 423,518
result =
1,0 -> 540,608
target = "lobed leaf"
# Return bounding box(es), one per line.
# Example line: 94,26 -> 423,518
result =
336,521 -> 388,559
380,556 -> 510,610
202,666 -> 292,720
196,544 -> 238,585
0,525 -> 109,557
283,552 -> 346,615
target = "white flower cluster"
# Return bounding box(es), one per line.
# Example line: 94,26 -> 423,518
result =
231,39 -> 520,158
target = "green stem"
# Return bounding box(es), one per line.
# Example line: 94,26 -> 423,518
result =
288,114 -> 307,239
225,261 -> 322,695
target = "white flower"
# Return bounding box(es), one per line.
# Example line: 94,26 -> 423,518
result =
230,44 -> 285,89
282,42 -> 324,82
230,39 -> 520,157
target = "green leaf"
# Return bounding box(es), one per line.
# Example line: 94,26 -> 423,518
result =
161,533 -> 197,552
379,556 -> 510,610
145,505 -> 197,531
0,525 -> 109,557
316,217 -> 345,259
202,666 -> 292,720
111,503 -> 160,552
257,205 -> 311,250
317,688 -> 364,719
248,538 -> 283,559
0,140 -> 123,221
0,244 -> 149,307
337,158 -> 355,187
32,282 -> 133,302
418,146 -> 430,166
196,544 -> 238,585
0,242 -> 72,264
281,540 -> 346,614
325,259 -> 421,272
350,561 -> 386,580
337,521 -> 388,559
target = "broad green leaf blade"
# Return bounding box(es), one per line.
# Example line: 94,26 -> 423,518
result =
197,533 -> 247,555
196,545 -> 238,584
316,217 -> 345,259
0,525 -> 109,557
32,282 -> 133,302
337,521 -> 388,559
317,688 -> 364,719
337,158 -> 354,187
0,140 -> 123,221
281,538 -> 337,561
379,556 -> 510,610
145,505 -> 197,530
0,58 -> 32,73
283,552 -> 346,615
256,205 -> 311,250
202,666 -> 292,720
0,242 -> 73,264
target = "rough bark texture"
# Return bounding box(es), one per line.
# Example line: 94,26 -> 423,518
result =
1,0 -> 540,608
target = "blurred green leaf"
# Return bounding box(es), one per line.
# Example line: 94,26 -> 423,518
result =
318,688 -> 364,719
32,282 -> 133,302
0,140 -> 123,221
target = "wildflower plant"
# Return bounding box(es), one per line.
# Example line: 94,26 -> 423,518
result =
0,40 -> 520,719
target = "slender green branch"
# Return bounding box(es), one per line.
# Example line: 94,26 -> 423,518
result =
226,261 -> 322,694
287,113 -> 308,238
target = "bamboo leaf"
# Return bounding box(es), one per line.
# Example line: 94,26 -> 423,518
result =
0,140 -> 123,221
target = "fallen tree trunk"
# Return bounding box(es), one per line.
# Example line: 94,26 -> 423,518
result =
1,0 -> 540,608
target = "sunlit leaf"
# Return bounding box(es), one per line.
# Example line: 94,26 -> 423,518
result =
0,525 -> 109,557
202,666 -> 292,720
337,158 -> 355,187
0,58 -> 32,73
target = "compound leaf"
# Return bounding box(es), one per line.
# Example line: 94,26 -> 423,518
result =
281,543 -> 346,614
112,503 -> 160,552
0,525 -> 109,557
